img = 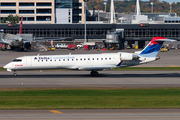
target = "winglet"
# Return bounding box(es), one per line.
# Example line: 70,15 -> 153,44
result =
19,16 -> 23,34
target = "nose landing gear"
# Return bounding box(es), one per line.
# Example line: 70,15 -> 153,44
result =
13,70 -> 17,77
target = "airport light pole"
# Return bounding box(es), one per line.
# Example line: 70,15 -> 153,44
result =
84,0 -> 88,43
150,2 -> 153,13
103,2 -> 107,12
169,2 -> 172,14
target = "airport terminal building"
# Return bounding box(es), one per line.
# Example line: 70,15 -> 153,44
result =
0,0 -> 180,48
1,23 -> 180,48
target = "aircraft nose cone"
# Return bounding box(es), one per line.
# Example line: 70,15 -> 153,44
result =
3,64 -> 8,69
3,63 -> 11,69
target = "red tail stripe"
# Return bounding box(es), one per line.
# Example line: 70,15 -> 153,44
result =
19,16 -> 23,34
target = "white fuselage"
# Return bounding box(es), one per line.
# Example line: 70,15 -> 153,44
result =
3,52 -> 156,72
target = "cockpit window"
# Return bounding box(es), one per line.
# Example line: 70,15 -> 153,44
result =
12,59 -> 22,62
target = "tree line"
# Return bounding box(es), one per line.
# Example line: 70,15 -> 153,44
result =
86,0 -> 180,15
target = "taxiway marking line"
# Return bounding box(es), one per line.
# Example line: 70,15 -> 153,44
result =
170,65 -> 179,67
49,110 -> 63,114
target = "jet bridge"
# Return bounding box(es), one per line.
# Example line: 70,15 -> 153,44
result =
105,29 -> 125,50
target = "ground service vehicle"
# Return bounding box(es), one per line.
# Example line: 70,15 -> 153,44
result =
55,43 -> 68,49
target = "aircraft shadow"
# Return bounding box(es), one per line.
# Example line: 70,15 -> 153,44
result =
1,73 -> 180,78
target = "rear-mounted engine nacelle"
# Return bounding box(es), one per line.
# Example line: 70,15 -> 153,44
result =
120,53 -> 139,60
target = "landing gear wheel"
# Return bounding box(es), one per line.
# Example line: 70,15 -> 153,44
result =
13,73 -> 17,77
13,71 -> 17,77
90,71 -> 99,76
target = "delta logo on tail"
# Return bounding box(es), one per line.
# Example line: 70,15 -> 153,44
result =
139,37 -> 176,58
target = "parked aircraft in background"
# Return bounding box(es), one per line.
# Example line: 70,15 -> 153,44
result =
0,16 -> 65,51
3,37 -> 176,76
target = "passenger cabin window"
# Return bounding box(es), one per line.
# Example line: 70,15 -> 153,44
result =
101,58 -> 103,60
76,59 -> 78,61
109,58 -> 111,60
105,58 -> 107,60
59,59 -> 61,61
92,58 -> 94,60
97,58 -> 99,60
12,59 -> 22,62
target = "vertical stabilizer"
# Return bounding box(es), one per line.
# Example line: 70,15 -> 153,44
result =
19,16 -> 23,34
139,37 -> 176,58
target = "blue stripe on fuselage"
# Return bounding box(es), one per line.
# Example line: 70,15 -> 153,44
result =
116,60 -> 123,67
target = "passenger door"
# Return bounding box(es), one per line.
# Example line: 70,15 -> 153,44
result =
26,56 -> 32,67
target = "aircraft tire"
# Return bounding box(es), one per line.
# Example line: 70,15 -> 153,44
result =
13,73 -> 17,77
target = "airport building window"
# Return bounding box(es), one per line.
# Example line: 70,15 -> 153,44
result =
19,3 -> 34,6
37,3 -> 51,6
55,0 -> 72,8
19,10 -> 34,14
36,9 -> 52,14
36,16 -> 51,21
1,10 -> 16,14
1,3 -> 16,6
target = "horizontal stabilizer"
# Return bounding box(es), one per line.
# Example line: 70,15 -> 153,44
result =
154,39 -> 176,42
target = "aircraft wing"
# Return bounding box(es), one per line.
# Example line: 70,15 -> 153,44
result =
0,40 -> 8,44
65,65 -> 116,71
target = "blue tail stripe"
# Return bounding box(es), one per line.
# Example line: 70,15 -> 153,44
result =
139,42 -> 163,57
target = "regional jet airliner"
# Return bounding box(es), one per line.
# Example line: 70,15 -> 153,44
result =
3,37 -> 176,76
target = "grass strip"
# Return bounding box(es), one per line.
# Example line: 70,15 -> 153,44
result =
0,88 -> 180,109
0,67 -> 180,71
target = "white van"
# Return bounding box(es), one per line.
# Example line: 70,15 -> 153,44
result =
55,43 -> 68,49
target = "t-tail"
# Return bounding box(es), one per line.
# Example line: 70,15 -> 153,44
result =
19,16 -> 23,34
138,37 -> 176,58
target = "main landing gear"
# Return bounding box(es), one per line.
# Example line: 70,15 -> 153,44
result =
13,70 -> 17,77
90,71 -> 99,76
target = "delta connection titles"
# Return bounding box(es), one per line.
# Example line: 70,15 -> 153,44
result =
34,56 -> 75,60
